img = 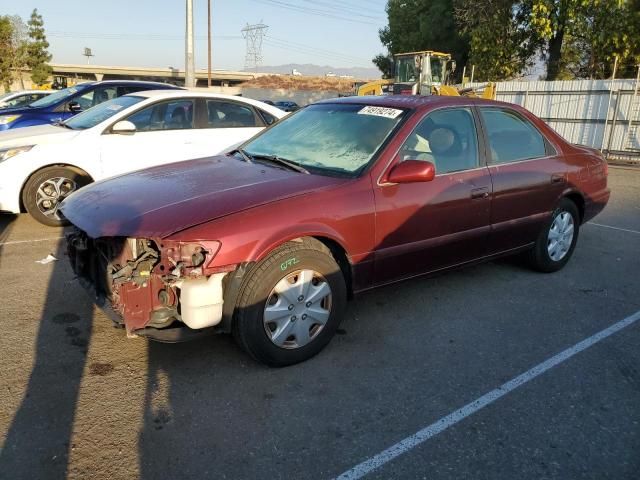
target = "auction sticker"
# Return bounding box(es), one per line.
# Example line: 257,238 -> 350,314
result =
358,106 -> 403,119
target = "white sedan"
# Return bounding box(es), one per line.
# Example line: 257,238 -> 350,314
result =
0,90 -> 52,109
0,90 -> 286,225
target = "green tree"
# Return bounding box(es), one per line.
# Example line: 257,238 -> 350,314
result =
374,0 -> 470,80
455,0 -> 539,81
25,8 -> 51,86
529,0 -> 640,80
0,17 -> 14,91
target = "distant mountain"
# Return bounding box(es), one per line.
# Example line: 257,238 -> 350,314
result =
252,63 -> 381,80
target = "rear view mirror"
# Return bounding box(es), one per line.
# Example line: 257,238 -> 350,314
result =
387,160 -> 435,184
111,120 -> 137,135
68,101 -> 82,113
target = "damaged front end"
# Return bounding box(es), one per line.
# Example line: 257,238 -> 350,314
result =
66,228 -> 230,341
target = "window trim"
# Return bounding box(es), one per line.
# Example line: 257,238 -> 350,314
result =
476,106 -> 557,166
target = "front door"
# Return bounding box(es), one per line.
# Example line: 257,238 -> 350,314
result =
373,106 -> 492,285
99,98 -> 200,178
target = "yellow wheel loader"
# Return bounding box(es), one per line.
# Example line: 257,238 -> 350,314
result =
357,50 -> 496,99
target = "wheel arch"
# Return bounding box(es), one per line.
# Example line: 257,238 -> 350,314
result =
252,229 -> 354,298
562,190 -> 585,223
18,163 -> 95,212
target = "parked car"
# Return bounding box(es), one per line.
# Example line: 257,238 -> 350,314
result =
62,95 -> 610,367
274,100 -> 300,112
0,91 -> 285,225
0,90 -> 52,110
0,80 -> 181,131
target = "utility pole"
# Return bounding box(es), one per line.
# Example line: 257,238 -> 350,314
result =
185,0 -> 196,88
208,0 -> 212,88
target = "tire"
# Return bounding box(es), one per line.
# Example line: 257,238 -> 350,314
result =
22,166 -> 91,227
527,198 -> 580,273
233,239 -> 347,367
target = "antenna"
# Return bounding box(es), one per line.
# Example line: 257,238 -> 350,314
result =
241,22 -> 268,71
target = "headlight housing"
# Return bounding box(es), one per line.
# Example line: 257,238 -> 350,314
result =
0,145 -> 34,163
0,115 -> 21,125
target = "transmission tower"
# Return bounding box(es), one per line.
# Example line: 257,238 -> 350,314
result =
241,22 -> 268,71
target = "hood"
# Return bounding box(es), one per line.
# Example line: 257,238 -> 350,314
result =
0,124 -> 78,148
60,155 -> 347,238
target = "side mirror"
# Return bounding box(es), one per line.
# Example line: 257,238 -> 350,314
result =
387,160 -> 435,184
68,101 -> 82,113
111,120 -> 137,135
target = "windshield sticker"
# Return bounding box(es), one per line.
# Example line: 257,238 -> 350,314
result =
107,104 -> 124,111
357,106 -> 403,119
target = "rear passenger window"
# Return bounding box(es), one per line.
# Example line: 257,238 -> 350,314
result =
480,108 -> 547,164
399,107 -> 479,174
206,100 -> 260,128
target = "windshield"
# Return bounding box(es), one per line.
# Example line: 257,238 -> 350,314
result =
29,85 -> 88,108
395,56 -> 419,83
65,96 -> 145,130
242,103 -> 406,175
0,92 -> 13,101
430,57 -> 444,84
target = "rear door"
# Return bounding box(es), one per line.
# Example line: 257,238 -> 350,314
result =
373,106 -> 493,285
190,99 -> 266,156
477,106 -> 568,253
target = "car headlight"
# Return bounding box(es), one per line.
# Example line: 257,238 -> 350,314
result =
0,145 -> 34,162
0,115 -> 21,125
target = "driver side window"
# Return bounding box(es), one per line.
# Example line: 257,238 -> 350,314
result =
399,107 -> 479,175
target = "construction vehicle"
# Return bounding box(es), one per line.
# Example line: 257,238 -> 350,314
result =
357,50 -> 496,99
36,75 -> 80,91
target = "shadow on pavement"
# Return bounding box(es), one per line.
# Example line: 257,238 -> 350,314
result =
0,237 -> 95,478
0,214 -> 17,268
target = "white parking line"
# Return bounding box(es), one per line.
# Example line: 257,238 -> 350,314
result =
0,236 -> 63,247
588,222 -> 640,235
334,309 -> 640,480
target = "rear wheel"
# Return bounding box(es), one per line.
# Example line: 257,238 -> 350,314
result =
22,166 -> 91,227
528,198 -> 580,272
233,239 -> 347,367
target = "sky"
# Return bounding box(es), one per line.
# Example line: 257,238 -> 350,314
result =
0,0 -> 388,71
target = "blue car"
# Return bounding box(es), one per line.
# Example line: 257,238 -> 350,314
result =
0,80 -> 182,131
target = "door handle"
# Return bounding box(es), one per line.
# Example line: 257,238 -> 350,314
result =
470,187 -> 490,199
551,173 -> 565,184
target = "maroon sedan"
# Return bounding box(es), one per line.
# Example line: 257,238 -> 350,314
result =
61,95 -> 609,366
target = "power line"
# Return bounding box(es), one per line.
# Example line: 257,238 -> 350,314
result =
299,0 -> 385,20
249,0 -> 379,25
48,31 -> 242,41
264,35 -> 369,64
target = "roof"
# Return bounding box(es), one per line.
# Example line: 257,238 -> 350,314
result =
127,90 -> 287,116
317,94 -> 515,111
5,90 -> 53,95
74,80 -> 181,88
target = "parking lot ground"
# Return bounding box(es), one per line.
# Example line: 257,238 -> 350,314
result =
0,166 -> 638,480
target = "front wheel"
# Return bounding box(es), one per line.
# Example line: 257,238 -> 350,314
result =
233,239 -> 347,367
22,166 -> 91,227
528,198 -> 580,273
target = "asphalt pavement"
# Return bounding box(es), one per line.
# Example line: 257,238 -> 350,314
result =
0,166 -> 638,480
